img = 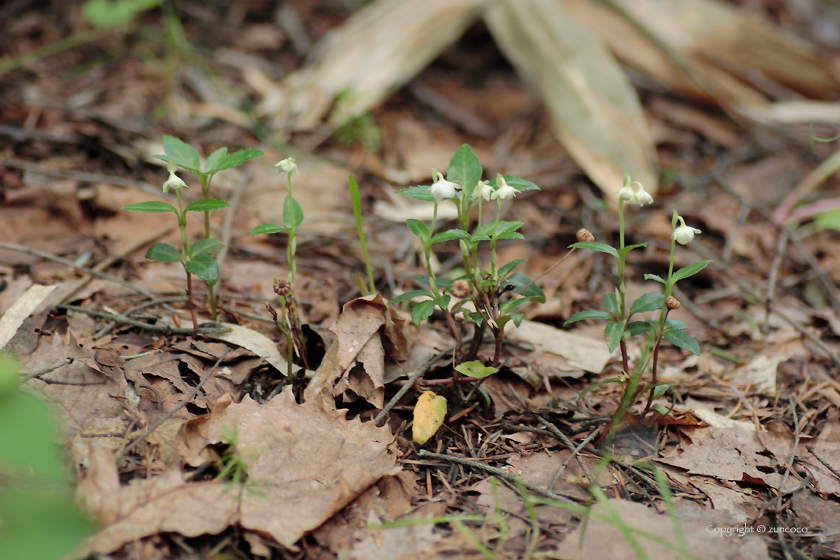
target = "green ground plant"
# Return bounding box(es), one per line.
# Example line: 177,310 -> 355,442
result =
564,175 -> 711,448
122,136 -> 263,333
251,158 -> 309,392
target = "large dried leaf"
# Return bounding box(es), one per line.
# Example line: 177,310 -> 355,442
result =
80,388 -> 398,552
270,0 -> 487,129
561,0 -> 838,123
485,0 -> 657,198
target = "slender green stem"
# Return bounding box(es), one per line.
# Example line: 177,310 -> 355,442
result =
199,174 -> 218,320
286,171 -> 297,286
424,202 -> 441,298
490,201 -> 502,280
175,189 -> 189,258
348,175 -> 376,294
617,201 -> 627,321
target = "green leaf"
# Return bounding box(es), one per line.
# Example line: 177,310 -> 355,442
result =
499,259 -> 526,278
564,309 -> 613,325
603,292 -> 619,316
447,144 -> 482,199
645,273 -> 666,283
250,222 -> 286,236
411,300 -> 436,325
190,238 -> 223,257
664,318 -> 688,331
468,311 -> 484,326
431,229 -> 471,244
507,273 -> 545,303
204,147 -> 228,174
283,196 -> 305,229
406,219 -> 430,241
162,135 -> 201,174
499,297 -> 529,315
454,360 -> 497,379
433,294 -> 451,309
509,313 -> 524,327
495,232 -> 525,241
663,330 -> 700,355
410,274 -> 452,289
206,148 -> 265,173
388,289 -> 433,305
145,243 -> 181,263
604,321 -> 625,353
489,175 -> 539,192
618,242 -> 647,257
396,185 -> 434,202
577,377 -> 623,401
186,253 -> 220,286
629,292 -> 665,315
815,209 -> 840,231
671,260 -> 712,283
625,321 -> 654,336
82,0 -> 158,28
185,198 -> 232,212
476,220 -> 523,238
121,201 -> 177,213
569,241 -> 618,258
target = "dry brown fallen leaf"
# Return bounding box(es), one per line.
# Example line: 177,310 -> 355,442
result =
556,498 -> 770,560
306,294 -> 415,409
79,387 -> 399,552
23,332 -> 128,442
659,426 -> 783,488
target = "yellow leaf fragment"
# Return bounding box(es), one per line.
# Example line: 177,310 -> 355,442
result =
412,391 -> 447,445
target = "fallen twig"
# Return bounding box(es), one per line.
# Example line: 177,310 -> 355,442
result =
56,304 -> 230,335
418,449 -> 582,505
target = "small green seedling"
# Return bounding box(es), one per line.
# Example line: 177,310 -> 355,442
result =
565,175 -> 711,448
150,136 -> 264,321
251,158 -> 309,389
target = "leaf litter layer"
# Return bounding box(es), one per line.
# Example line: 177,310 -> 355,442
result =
2,1 -> 840,559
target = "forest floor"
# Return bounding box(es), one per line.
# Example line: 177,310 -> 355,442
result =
3,1 -> 840,559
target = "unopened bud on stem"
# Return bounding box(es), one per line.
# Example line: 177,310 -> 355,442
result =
666,296 -> 680,310
576,228 -> 595,243
274,278 -> 292,296
450,279 -> 471,299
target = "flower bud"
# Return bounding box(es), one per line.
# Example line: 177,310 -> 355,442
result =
450,279 -> 471,299
274,278 -> 292,296
429,170 -> 458,201
666,296 -> 681,310
576,228 -> 595,243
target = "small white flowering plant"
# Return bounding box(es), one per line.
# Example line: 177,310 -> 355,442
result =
250,158 -> 309,386
564,174 -> 711,448
121,136 -> 264,335
388,145 -> 545,377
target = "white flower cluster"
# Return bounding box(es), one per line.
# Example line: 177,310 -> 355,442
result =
428,171 -> 519,202
275,157 -> 298,177
615,177 -> 653,206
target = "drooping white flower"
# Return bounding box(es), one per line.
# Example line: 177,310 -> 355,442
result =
491,175 -> 517,200
615,176 -> 653,206
634,184 -> 654,206
429,170 -> 458,201
475,180 -> 494,201
163,160 -> 188,194
275,157 -> 298,177
672,216 -> 701,245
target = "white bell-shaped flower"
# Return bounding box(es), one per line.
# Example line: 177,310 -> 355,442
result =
275,157 -> 298,177
672,216 -> 701,245
429,170 -> 458,201
475,180 -> 494,201
162,160 -> 188,194
490,175 -> 517,200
